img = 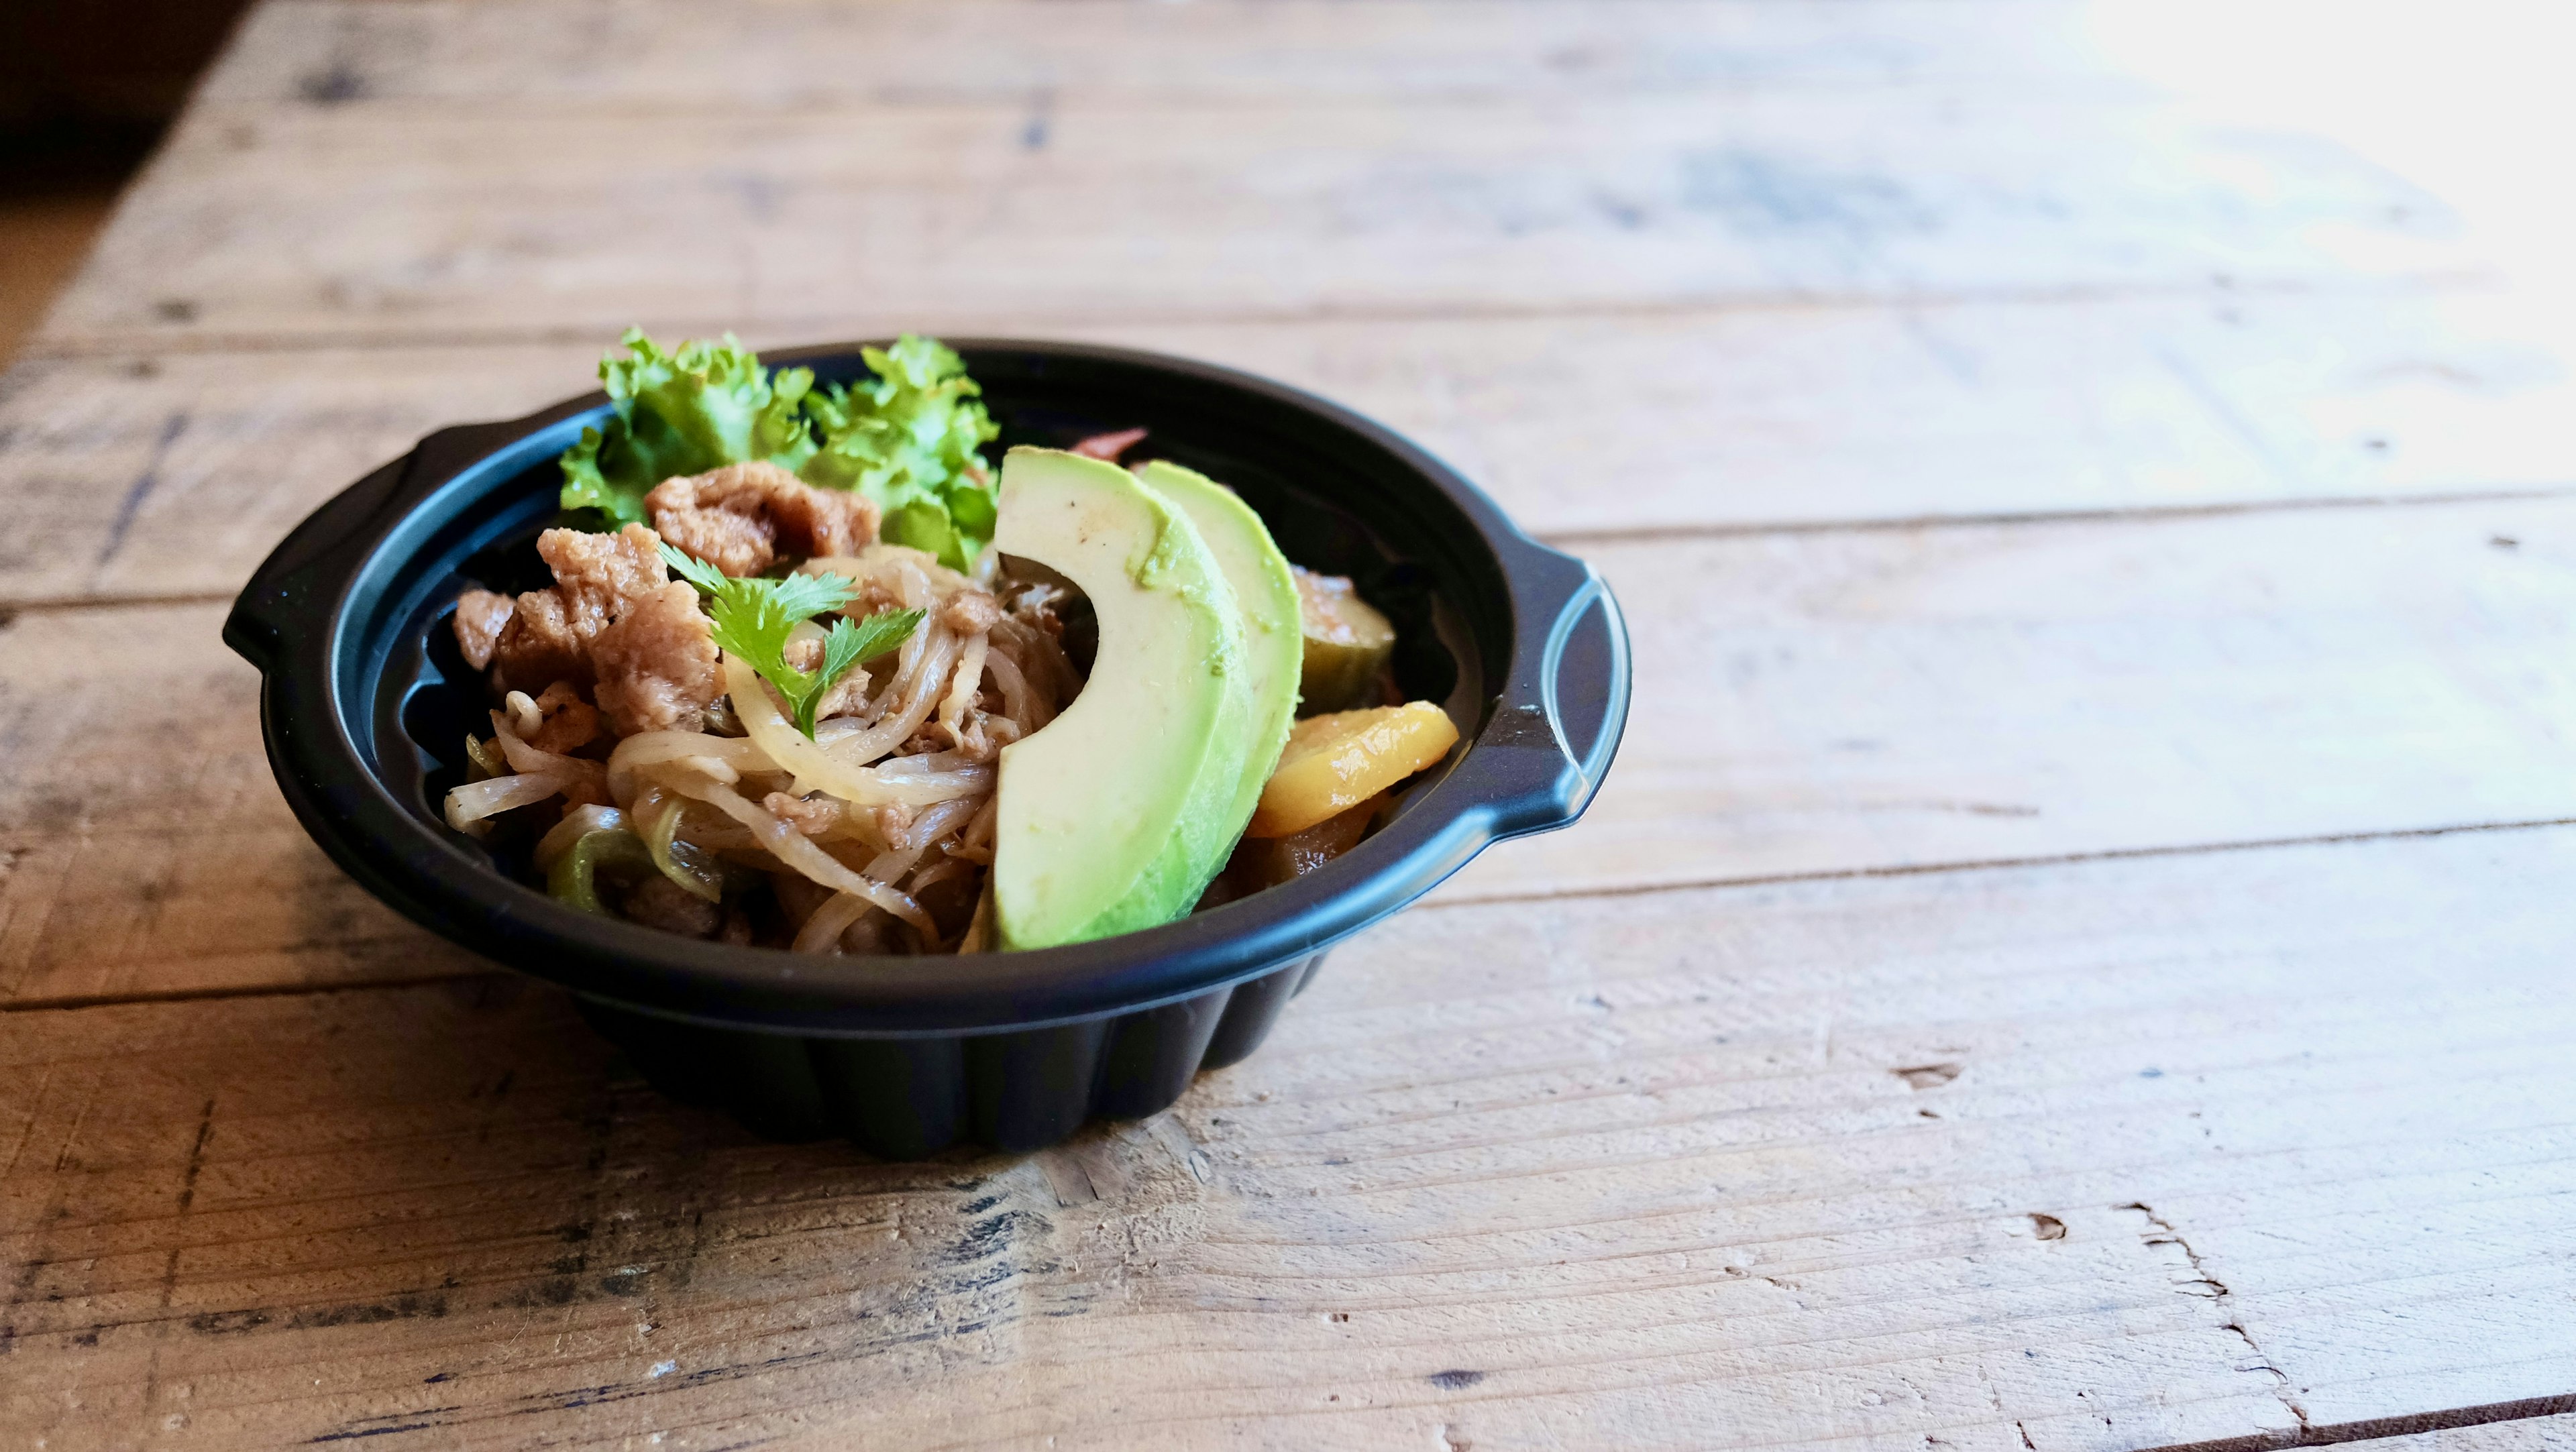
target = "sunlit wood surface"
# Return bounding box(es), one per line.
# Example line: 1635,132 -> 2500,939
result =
7,2 -> 2576,1447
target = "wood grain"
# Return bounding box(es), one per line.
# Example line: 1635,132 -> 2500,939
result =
7,826 -> 2573,1449
1448,491 -> 2576,899
203,0 -> 2129,109
39,82 -> 2481,350
9,0 -> 2575,1441
0,604 -> 478,1006
9,288 -> 2575,604
2293,1416 -> 2576,1452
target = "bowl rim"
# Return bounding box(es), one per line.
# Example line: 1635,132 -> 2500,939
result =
226,338 -> 1629,1037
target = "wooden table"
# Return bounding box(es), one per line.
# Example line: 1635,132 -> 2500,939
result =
7,3 -> 2576,1447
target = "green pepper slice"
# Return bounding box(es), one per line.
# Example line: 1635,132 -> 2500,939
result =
546,829 -> 657,915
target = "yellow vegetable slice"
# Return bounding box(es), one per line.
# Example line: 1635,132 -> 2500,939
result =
1246,701 -> 1459,838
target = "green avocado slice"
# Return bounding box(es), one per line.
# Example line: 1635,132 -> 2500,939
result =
1134,460 -> 1304,838
989,447 -> 1253,949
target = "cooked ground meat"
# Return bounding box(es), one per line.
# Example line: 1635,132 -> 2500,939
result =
487,524 -> 720,734
647,461 -> 879,577
762,791 -> 841,836
871,803 -> 913,846
452,589 -> 516,670
938,588 -> 1002,635
525,681 -> 600,754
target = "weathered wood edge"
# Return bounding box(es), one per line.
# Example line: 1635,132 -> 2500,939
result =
2143,1400 -> 2576,1452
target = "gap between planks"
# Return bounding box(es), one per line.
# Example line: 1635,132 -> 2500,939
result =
17,272 -> 2501,365
9,813 -> 2576,1017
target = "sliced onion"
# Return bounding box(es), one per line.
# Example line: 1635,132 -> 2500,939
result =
444,772 -> 566,829
645,795 -> 725,902
502,689 -> 544,740
792,892 -> 873,954
606,730 -> 771,803
837,628 -> 959,764
726,655 -> 989,807
535,803 -> 626,871
938,633 -> 987,737
902,795 -> 984,852
489,710 -> 606,796
982,644 -> 1041,732
907,854 -> 977,899
657,765 -> 935,937
951,795 -> 1000,865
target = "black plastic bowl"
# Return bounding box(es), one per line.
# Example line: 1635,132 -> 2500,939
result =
225,340 -> 1630,1156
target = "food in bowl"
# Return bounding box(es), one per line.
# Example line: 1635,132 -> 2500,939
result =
441,331 -> 1460,954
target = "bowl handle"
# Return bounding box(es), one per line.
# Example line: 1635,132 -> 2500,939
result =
222,417 -> 568,672
1454,539 -> 1633,840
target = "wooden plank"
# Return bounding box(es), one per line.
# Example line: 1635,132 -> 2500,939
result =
201,0 -> 2129,109
13,494 -> 2576,1003
7,826 -> 2574,1447
9,288 -> 2574,604
37,81 -> 2481,351
1451,490 -> 2576,898
2275,1414 -> 2576,1452
0,604 -> 480,1006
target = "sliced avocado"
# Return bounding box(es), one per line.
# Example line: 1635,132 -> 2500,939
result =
990,447 -> 1252,949
1135,461 -> 1303,836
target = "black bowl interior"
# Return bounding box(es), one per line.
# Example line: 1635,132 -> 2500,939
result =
378,347 -> 1488,894
237,340 -> 1623,1036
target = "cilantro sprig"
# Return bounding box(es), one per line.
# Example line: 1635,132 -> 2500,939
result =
661,544 -> 925,738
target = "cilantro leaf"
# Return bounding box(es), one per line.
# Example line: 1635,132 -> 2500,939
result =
661,543 -> 924,738
799,335 -> 1000,571
559,329 -> 818,526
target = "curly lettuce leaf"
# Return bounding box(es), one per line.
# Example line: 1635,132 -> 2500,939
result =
559,329 -> 818,526
798,335 -> 1000,570
661,544 -> 925,738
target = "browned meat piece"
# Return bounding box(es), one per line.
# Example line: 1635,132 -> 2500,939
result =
491,524 -> 665,691
524,681 -> 600,755
488,524 -> 720,735
647,461 -> 879,577
938,588 -> 1001,635
591,580 -> 720,736
621,875 -> 721,938
1069,427 -> 1147,462
452,589 -> 515,670
490,590 -> 588,692
541,523 -> 669,629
